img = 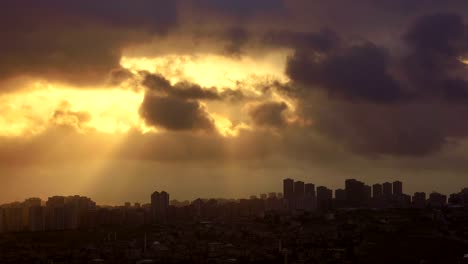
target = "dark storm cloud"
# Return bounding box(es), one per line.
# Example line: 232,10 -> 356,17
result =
276,11 -> 468,157
249,102 -> 289,128
224,27 -> 250,56
286,41 -> 404,103
3,0 -> 177,31
0,0 -> 177,86
263,29 -> 339,53
139,95 -> 215,132
400,13 -> 468,101
171,82 -> 222,101
194,0 -> 285,19
142,73 -> 172,91
139,73 -> 251,132
108,68 -> 135,86
142,73 -> 245,101
142,73 -> 220,100
308,101 -> 450,156
404,13 -> 467,55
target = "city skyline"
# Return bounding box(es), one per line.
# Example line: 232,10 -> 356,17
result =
2,177 -> 466,208
1,177 -> 466,234
2,175 -> 466,206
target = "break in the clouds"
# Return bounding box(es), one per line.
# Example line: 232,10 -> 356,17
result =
1,1 -> 468,202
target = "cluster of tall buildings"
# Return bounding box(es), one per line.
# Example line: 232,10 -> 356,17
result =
283,178 -> 468,211
0,195 -> 96,233
283,179 -> 318,211
0,191 -> 171,233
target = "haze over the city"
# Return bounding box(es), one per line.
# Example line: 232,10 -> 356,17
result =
1,1 -> 468,205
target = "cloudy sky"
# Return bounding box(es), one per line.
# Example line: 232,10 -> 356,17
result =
1,0 -> 468,204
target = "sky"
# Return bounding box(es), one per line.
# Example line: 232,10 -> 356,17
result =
1,0 -> 468,205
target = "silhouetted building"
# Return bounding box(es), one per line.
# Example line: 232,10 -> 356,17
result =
22,198 -> 41,230
428,192 -> 447,208
372,184 -> 383,199
364,185 -> 371,200
448,193 -> 463,206
283,178 -> 294,210
46,196 -> 65,230
317,186 -> 333,211
305,183 -> 315,197
2,203 -> 23,232
412,192 -> 426,208
294,181 -> 305,210
304,183 -> 316,211
382,182 -> 392,196
334,189 -> 346,208
294,181 -> 305,196
29,206 -> 45,232
335,189 -> 346,201
462,188 -> 468,203
393,181 -> 403,195
151,191 -> 169,223
345,179 -> 366,207
266,195 -> 282,211
0,208 -> 3,232
63,196 -> 96,230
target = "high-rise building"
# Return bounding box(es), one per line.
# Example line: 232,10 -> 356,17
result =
393,181 -> 403,195
335,189 -> 346,201
294,181 -> 305,210
304,183 -> 316,211
3,204 -> 23,232
266,191 -> 282,211
22,198 -> 42,230
428,192 -> 447,208
46,196 -> 66,231
0,208 -> 3,233
283,178 -> 294,210
317,186 -> 333,211
345,179 -> 366,207
29,205 -> 45,232
364,185 -> 372,200
334,189 -> 346,208
294,181 -> 305,197
305,183 -> 316,197
372,184 -> 383,199
283,178 -> 294,199
151,191 -> 170,223
382,182 -> 392,196
61,196 -> 95,230
462,188 -> 468,204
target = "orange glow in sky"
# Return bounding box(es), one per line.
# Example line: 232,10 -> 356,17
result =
0,52 -> 291,138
